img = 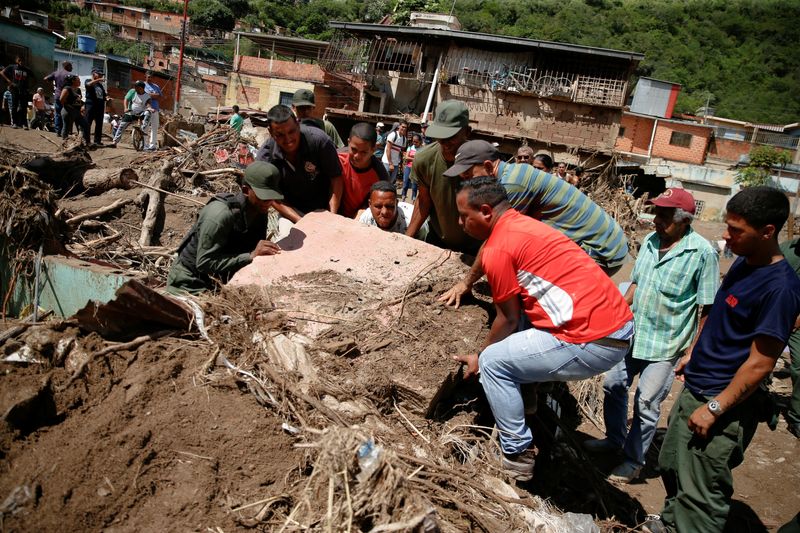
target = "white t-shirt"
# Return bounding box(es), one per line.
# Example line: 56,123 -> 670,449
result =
358,201 -> 429,240
127,90 -> 151,114
381,131 -> 408,166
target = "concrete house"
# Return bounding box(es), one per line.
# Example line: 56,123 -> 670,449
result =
0,17 -> 58,84
319,15 -> 643,163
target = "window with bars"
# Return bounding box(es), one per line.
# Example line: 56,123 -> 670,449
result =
279,91 -> 293,107
694,199 -> 705,218
669,131 -> 693,148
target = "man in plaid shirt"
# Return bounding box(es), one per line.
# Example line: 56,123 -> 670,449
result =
584,188 -> 719,482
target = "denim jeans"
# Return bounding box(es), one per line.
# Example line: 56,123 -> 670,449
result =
479,321 -> 632,454
401,166 -> 417,201
602,350 -> 678,466
383,162 -> 398,182
54,99 -> 63,134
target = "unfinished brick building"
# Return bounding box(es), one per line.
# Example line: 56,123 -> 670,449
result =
320,16 -> 643,162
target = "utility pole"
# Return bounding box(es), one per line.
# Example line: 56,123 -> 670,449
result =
173,0 -> 189,114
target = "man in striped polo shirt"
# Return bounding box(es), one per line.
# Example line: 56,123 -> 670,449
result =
584,188 -> 719,483
439,140 -> 629,307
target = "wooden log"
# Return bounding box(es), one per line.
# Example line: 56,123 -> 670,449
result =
82,168 -> 136,193
66,198 -> 132,226
138,160 -> 175,247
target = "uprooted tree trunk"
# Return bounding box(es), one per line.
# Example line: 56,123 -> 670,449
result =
138,160 -> 175,247
82,168 -> 136,194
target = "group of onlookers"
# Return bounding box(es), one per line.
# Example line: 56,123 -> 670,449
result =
1,57 -> 162,150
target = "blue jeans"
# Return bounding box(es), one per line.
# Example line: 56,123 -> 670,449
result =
402,166 -> 417,200
602,350 -> 679,466
54,99 -> 63,134
480,322 -> 632,454
383,162 -> 398,182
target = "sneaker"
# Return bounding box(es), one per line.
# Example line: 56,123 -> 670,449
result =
582,438 -> 621,453
642,514 -> 667,533
502,448 -> 536,481
608,461 -> 642,483
788,422 -> 800,439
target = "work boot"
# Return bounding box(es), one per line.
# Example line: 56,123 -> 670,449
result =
608,461 -> 642,483
502,448 -> 536,481
582,437 -> 621,453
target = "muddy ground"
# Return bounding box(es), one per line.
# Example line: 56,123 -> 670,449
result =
1,126 -> 799,531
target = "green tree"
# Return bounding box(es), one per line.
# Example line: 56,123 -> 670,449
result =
736,145 -> 792,188
189,0 -> 235,31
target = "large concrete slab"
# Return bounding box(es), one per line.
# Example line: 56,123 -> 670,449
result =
228,211 -> 466,292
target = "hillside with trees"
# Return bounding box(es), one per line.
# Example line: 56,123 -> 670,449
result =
30,0 -> 800,124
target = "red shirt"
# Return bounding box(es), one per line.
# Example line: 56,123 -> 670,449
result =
338,152 -> 387,218
482,209 -> 632,343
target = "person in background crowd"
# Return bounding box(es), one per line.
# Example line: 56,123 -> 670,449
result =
515,145 -> 535,165
555,162 -> 568,180
84,68 -> 110,146
1,56 -> 33,129
401,133 -> 422,202
143,71 -> 162,151
532,153 -> 553,173
569,166 -> 583,187
452,177 -> 634,481
374,121 -> 386,159
228,105 -> 244,133
338,122 -> 390,219
645,187 -> 800,533
291,88 -> 344,148
381,120 -> 408,183
44,60 -> 73,135
584,188 -> 719,484
111,80 -> 153,146
420,122 -> 432,144
3,83 -> 15,126
59,75 -> 89,143
31,87 -> 50,130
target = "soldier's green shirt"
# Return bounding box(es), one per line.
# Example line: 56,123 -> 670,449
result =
166,195 -> 264,294
410,142 -> 480,254
630,228 -> 719,361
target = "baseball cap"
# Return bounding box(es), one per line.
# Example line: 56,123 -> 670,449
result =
91,67 -> 103,75
135,80 -> 146,88
647,187 -> 696,214
443,140 -> 499,177
426,100 -> 470,139
376,121 -> 385,129
243,161 -> 284,201
292,88 -> 315,107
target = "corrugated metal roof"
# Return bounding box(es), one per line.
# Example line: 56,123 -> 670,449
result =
329,21 -> 644,62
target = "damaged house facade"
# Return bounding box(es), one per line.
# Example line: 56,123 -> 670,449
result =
320,16 -> 643,163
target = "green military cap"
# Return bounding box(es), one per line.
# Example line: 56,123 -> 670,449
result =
426,100 -> 470,139
244,161 -> 284,201
292,88 -> 315,107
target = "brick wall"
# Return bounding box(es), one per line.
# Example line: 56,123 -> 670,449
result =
237,56 -> 323,83
614,113 -> 654,154
708,137 -> 750,162
650,122 -> 711,165
439,84 -> 621,151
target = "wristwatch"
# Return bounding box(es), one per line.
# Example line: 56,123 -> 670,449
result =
707,399 -> 724,416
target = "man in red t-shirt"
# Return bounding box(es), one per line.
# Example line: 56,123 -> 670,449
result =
453,177 -> 634,480
338,122 -> 391,218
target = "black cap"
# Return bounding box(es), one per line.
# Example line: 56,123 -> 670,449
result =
135,80 -> 146,88
244,161 -> 284,201
443,140 -> 499,177
292,88 -> 315,107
